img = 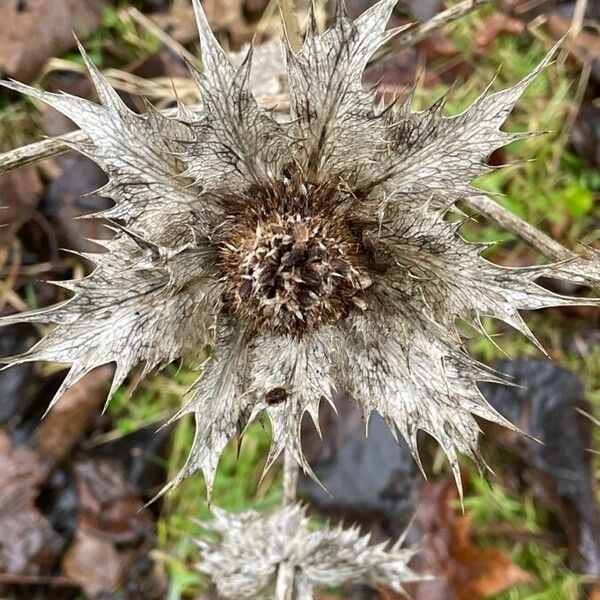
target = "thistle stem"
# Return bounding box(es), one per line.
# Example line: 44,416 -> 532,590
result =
465,194 -> 599,288
275,450 -> 300,600
465,194 -> 575,262
281,448 -> 299,506
275,562 -> 295,600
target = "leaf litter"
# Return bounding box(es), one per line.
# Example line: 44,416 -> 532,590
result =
302,359 -> 600,598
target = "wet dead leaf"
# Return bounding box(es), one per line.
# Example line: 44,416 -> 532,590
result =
74,457 -> 155,545
62,530 -> 122,597
406,479 -> 532,600
151,0 -> 253,47
570,104 -> 600,167
301,400 -> 530,599
204,0 -> 254,47
474,14 -> 525,54
0,0 -> 107,81
31,366 -> 113,469
301,399 -> 419,540
0,324 -> 37,425
355,0 -> 461,91
141,0 -> 172,12
150,0 -> 200,44
501,0 -> 600,21
128,47 -> 190,81
397,0 -> 443,21
42,153 -> 111,252
481,360 -> 600,577
243,0 -> 270,19
89,420 -> 174,498
63,457 -> 167,598
0,432 -> 61,576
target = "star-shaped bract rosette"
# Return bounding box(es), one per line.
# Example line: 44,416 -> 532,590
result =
1,0 -> 596,498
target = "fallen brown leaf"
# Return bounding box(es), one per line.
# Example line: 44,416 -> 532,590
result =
474,14 -> 524,54
141,0 -> 172,12
406,479 -> 532,600
243,0 -> 270,18
62,530 -> 122,597
0,0 -> 107,81
41,152 -> 111,252
590,583 -> 600,600
0,324 -> 37,424
61,457 -> 166,599
31,365 -> 113,469
302,402 -> 531,599
398,0 -> 444,21
0,432 -> 61,576
452,514 -> 532,597
501,0 -> 600,21
204,0 -> 254,47
75,457 -> 154,545
151,0 -> 253,47
150,0 -> 200,44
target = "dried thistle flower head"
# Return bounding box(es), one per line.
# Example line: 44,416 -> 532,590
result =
1,0 -> 597,497
196,504 -> 420,598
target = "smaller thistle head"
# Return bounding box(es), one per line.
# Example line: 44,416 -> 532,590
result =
196,505 -> 421,598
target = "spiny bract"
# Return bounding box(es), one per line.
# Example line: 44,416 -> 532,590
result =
196,504 -> 419,599
1,0 -> 596,497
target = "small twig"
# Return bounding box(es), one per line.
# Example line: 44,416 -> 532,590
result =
275,449 -> 300,600
0,238 -> 25,313
371,0 -> 491,64
468,196 -> 597,284
0,131 -> 88,173
126,6 -> 201,68
279,0 -> 303,53
0,573 -> 80,588
558,0 -> 588,66
555,0 -> 591,164
275,561 -> 295,600
465,194 -> 576,262
555,59 -> 591,171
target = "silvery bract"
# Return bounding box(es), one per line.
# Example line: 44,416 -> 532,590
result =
1,0 -> 597,497
196,504 -> 419,598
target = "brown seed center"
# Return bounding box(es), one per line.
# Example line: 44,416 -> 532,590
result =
219,206 -> 371,337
